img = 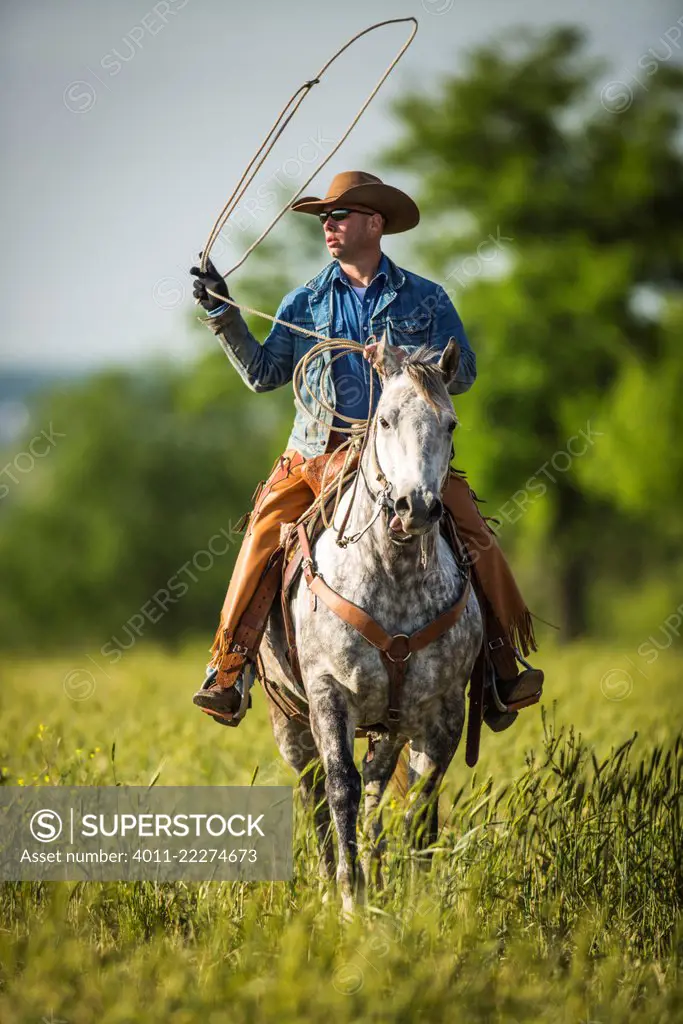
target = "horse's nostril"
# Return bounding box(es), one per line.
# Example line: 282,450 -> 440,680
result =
428,498 -> 443,522
394,496 -> 410,516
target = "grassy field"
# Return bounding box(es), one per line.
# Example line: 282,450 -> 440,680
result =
0,641 -> 681,1023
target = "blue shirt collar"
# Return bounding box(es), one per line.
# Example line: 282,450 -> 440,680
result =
332,252 -> 390,290
304,252 -> 405,299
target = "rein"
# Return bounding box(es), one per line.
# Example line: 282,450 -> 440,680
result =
334,419 -> 393,547
347,413 -> 451,546
288,341 -> 454,549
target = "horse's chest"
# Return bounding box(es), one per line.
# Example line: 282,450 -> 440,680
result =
289,521 -> 482,728
295,564 -> 468,713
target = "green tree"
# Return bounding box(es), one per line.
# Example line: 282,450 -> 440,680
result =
0,218 -> 319,650
382,27 -> 683,637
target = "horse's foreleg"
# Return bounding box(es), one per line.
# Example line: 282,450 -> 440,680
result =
404,750 -> 442,857
299,758 -> 335,885
308,682 -> 363,916
266,698 -> 335,885
361,736 -> 406,890
404,707 -> 464,866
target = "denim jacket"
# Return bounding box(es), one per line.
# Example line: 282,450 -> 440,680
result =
208,253 -> 476,458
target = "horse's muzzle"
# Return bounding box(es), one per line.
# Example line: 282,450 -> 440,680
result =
392,494 -> 443,535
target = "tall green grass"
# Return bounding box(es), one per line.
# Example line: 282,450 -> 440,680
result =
0,644 -> 681,1022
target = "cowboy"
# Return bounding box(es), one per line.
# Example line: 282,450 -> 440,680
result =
190,171 -> 543,730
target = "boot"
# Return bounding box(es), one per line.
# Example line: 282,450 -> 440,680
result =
192,662 -> 255,727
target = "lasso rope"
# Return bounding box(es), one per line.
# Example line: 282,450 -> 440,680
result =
291,337 -> 384,543
199,17 -> 417,278
292,338 -> 378,431
199,15 -> 418,348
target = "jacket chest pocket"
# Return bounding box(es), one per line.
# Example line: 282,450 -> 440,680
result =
376,311 -> 432,348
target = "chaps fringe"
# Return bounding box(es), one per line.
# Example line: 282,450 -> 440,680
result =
509,608 -> 537,658
210,624 -> 230,662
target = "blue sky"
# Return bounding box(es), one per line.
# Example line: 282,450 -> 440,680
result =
1,0 -> 681,371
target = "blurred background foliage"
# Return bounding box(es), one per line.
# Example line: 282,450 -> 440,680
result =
1,26 -> 682,652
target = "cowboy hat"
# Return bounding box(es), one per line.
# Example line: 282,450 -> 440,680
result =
290,170 -> 420,234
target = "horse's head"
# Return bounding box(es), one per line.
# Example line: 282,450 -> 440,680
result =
368,338 -> 461,539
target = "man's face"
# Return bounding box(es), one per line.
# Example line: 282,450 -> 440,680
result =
321,207 -> 383,260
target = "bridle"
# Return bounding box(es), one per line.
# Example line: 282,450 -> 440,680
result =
363,415 -> 392,505
334,416 -> 393,547
339,410 -> 453,548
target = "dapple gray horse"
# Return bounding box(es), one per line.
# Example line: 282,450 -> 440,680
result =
258,339 -> 483,913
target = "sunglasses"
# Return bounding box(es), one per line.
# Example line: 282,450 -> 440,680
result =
318,208 -> 375,225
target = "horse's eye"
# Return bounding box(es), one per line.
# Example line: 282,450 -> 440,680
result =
446,418 -> 457,433
379,416 -> 390,429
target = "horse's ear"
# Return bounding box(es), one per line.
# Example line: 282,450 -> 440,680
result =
438,338 -> 461,388
370,335 -> 403,378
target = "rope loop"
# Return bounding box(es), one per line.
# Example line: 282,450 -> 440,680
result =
199,17 -> 418,276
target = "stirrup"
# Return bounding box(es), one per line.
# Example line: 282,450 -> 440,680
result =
489,672 -> 511,714
197,663 -> 255,727
489,667 -> 543,714
201,666 -> 219,690
221,661 -> 256,727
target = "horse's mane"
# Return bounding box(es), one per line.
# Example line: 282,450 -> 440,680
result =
399,345 -> 452,414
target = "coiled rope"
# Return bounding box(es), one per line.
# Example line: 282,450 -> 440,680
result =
291,338 -> 383,542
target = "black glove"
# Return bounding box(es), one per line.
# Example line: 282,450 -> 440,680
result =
189,253 -> 230,312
